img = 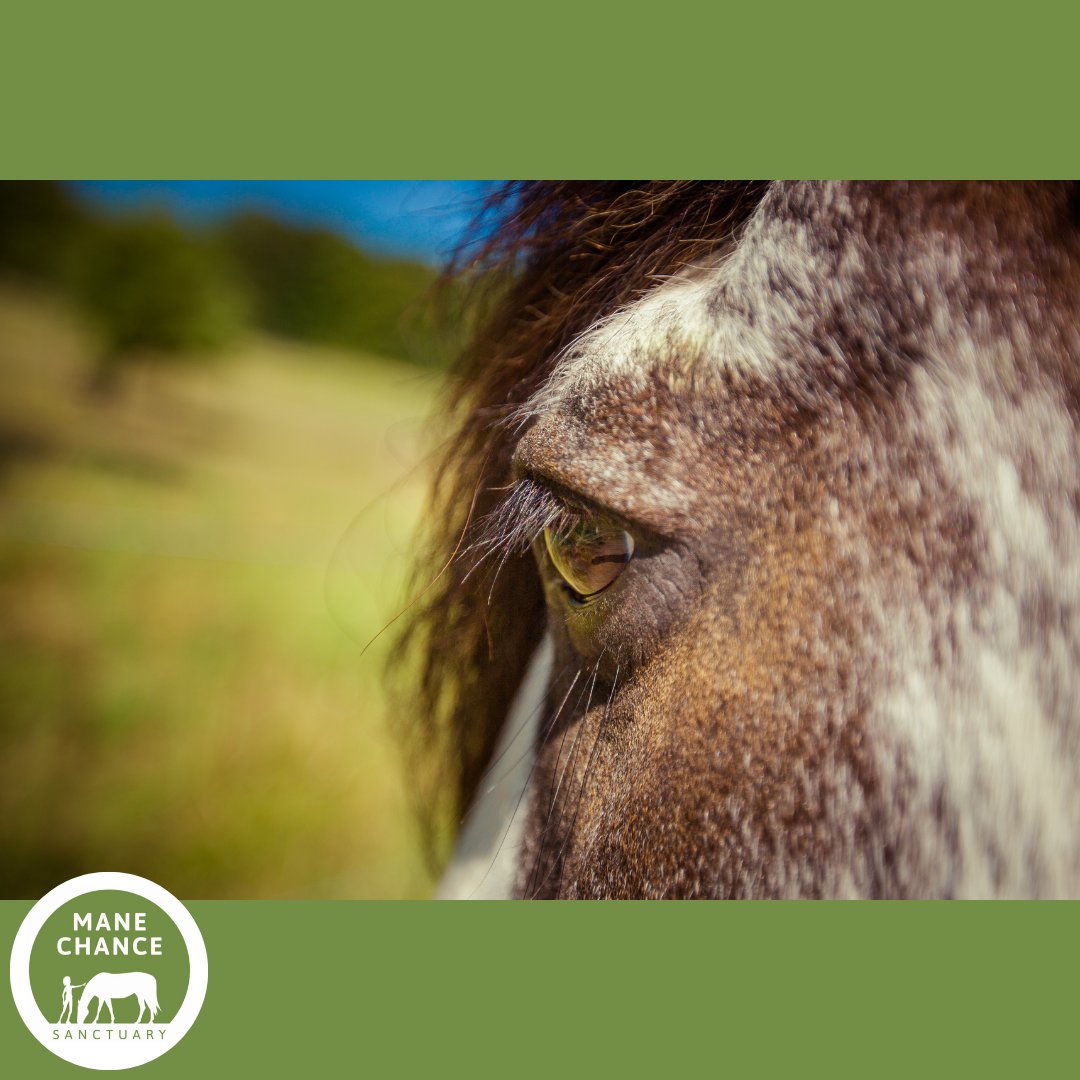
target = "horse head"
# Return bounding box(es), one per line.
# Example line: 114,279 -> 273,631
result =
407,181 -> 1080,898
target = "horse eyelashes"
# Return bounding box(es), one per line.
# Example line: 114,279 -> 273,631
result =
476,478 -> 580,559
461,478 -> 566,591
470,477 -> 634,608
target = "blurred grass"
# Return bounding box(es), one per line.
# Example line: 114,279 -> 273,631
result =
0,281 -> 440,897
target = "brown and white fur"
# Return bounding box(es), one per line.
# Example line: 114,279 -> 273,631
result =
407,182 -> 1080,899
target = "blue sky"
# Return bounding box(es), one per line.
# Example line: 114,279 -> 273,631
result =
69,181 -> 500,265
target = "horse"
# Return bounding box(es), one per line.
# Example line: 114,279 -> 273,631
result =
402,181 -> 1080,899
76,972 -> 160,1024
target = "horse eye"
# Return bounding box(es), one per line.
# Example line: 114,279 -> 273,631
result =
543,520 -> 634,605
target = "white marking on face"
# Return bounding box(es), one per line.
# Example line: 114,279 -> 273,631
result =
436,635 -> 553,899
524,183 -> 874,418
863,330 -> 1080,895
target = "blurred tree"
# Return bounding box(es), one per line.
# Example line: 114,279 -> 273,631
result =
0,183 -> 446,373
221,214 -> 437,364
77,215 -> 247,384
0,181 -> 91,286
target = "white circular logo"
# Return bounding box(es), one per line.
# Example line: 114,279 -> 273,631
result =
9,872 -> 208,1070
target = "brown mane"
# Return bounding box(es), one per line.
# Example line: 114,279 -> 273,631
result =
395,181 -> 767,864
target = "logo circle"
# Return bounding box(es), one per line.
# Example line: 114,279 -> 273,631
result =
9,872 -> 208,1070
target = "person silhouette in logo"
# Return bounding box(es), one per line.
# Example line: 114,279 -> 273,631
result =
59,976 -> 85,1024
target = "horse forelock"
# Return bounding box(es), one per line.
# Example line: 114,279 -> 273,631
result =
411,181 -> 1080,897
397,182 -> 767,864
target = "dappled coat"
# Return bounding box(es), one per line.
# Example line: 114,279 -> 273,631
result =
405,182 -> 1080,899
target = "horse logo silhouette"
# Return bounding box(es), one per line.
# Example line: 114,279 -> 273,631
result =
12,872 -> 206,1068
73,972 -> 160,1025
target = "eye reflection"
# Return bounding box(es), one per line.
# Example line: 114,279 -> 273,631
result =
543,520 -> 634,605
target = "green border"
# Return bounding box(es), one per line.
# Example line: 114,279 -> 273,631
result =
3,4 -> 1078,176
4,900 -> 1076,1077
4,7 -> 1078,1075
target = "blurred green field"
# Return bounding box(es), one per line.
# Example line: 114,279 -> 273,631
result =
0,282 -> 440,897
